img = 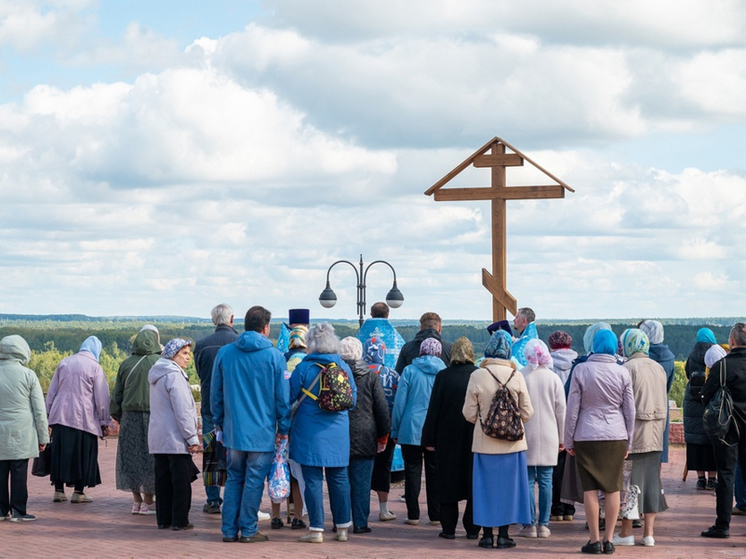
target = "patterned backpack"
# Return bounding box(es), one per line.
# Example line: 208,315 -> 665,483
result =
302,361 -> 354,412
480,369 -> 524,441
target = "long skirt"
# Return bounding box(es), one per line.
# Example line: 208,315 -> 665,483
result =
50,424 -> 101,488
687,443 -> 717,472
628,451 -> 668,514
116,411 -> 155,494
473,451 -> 531,527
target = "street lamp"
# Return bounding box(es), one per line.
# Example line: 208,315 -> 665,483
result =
319,255 -> 404,326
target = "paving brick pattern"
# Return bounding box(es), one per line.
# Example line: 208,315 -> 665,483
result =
3,441 -> 746,558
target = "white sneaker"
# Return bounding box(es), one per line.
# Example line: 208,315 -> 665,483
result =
642,536 -> 655,547
335,528 -> 348,542
139,503 -> 156,515
379,510 -> 396,521
404,518 -> 419,526
612,533 -> 635,546
299,531 -> 323,543
131,502 -> 141,515
537,525 -> 551,538
518,524 -> 537,538
258,511 -> 270,521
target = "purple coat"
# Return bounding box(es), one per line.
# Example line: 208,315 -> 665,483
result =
46,351 -> 111,437
564,353 -> 635,450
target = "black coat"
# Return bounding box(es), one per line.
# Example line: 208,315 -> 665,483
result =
683,342 -> 714,445
421,362 -> 477,503
345,359 -> 391,458
395,328 -> 453,373
194,324 -> 238,418
703,347 -> 746,437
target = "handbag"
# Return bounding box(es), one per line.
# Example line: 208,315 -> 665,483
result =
703,359 -> 739,446
31,441 -> 52,477
202,429 -> 227,486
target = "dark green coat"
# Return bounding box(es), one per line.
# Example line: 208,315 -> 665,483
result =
110,330 -> 161,421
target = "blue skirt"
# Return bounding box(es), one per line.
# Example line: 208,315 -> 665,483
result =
473,451 -> 532,527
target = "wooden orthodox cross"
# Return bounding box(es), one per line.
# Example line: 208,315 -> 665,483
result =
425,137 -> 574,321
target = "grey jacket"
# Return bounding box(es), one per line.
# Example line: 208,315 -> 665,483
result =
148,357 -> 199,454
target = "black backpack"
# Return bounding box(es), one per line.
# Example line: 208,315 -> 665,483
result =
703,359 -> 739,446
480,369 -> 524,441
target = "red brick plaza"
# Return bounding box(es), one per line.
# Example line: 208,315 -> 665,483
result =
3,439 -> 745,559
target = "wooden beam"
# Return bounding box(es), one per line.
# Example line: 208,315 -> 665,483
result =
496,137 -> 575,193
482,269 -> 517,317
433,185 -> 566,202
473,153 -> 523,168
424,137 -> 498,195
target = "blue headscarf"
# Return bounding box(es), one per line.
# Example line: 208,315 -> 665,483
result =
485,330 -> 513,360
79,336 -> 102,362
696,328 -> 717,345
583,322 -> 612,354
593,330 -> 618,356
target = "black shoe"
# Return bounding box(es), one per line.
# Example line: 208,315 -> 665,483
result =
203,503 -> 221,514
581,540 -> 602,554
599,518 -> 605,530
632,519 -> 642,529
708,478 -> 719,490
157,524 -> 171,530
603,540 -> 615,554
696,476 -> 707,490
496,536 -> 516,549
466,533 -> 479,540
478,536 -> 494,548
354,526 -> 372,534
438,531 -> 455,539
291,518 -> 307,530
172,523 -> 194,531
701,525 -> 729,538
222,535 -> 238,542
271,518 -> 283,529
332,525 -> 337,532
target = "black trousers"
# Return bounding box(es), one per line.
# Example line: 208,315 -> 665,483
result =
551,450 -> 575,516
713,438 -> 746,529
400,444 -> 439,522
440,499 -> 478,536
371,437 -> 397,493
154,454 -> 193,528
0,459 -> 29,516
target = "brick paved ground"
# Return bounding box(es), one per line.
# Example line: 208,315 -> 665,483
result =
3,441 -> 746,559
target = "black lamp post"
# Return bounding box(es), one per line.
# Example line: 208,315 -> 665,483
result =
318,255 -> 404,326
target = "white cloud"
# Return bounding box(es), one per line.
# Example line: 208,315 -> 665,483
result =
0,0 -> 92,51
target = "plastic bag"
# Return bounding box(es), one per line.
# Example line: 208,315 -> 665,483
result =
268,438 -> 290,502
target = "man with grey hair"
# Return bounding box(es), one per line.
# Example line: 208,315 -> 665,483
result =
512,307 -> 538,367
701,323 -> 746,539
194,304 -> 238,514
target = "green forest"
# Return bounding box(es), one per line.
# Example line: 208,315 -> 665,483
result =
0,315 -> 735,408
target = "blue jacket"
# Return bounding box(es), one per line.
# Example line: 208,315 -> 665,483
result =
289,353 -> 357,467
211,331 -> 291,452
391,354 -> 446,445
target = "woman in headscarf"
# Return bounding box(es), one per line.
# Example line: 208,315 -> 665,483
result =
46,336 -> 111,504
364,336 -> 400,522
519,339 -> 566,539
612,329 -> 668,547
340,337 -> 390,534
683,328 -> 719,490
422,337 -> 480,540
564,329 -> 635,555
391,337 -> 446,526
148,338 -> 200,531
463,330 -> 533,549
0,335 -> 49,522
110,328 -> 161,515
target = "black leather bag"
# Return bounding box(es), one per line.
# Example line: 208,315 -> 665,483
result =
31,442 -> 52,477
704,360 -> 739,446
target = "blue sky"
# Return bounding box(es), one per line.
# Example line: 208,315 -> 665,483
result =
1,0 -> 745,322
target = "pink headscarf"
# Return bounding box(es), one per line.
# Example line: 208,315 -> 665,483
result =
524,339 -> 553,370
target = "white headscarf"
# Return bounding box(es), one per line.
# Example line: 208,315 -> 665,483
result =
639,320 -> 664,345
705,345 -> 727,369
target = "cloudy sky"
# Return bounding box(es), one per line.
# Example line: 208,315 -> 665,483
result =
1,0 -> 745,322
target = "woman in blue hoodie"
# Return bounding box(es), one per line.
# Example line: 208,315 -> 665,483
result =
391,337 -> 446,526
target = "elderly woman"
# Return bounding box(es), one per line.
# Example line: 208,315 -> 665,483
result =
519,339 -> 566,539
340,337 -> 390,534
391,337 -> 446,526
463,330 -> 533,549
289,323 -> 357,544
422,337 -> 480,540
148,338 -> 200,531
565,329 -> 635,555
0,335 -> 49,522
110,328 -> 161,515
612,328 -> 668,547
46,336 -> 111,503
684,328 -> 719,490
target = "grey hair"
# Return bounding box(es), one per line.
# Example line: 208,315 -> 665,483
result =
306,322 -> 340,355
518,307 -> 535,323
211,304 -> 233,326
340,336 -> 363,361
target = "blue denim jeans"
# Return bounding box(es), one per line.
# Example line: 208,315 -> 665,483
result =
527,466 -> 553,526
222,449 -> 273,538
736,462 -> 746,510
349,457 -> 374,528
301,464 -> 351,531
201,414 -> 222,506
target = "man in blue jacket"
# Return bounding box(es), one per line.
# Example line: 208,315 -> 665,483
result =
194,303 -> 238,514
211,306 -> 291,543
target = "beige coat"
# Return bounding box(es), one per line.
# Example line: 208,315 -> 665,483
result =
462,358 -> 534,455
624,352 -> 668,454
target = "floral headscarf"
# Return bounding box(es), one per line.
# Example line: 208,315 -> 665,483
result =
419,337 -> 442,357
288,325 -> 308,350
621,328 -> 650,358
524,339 -> 553,370
450,337 -> 475,365
485,330 -> 512,360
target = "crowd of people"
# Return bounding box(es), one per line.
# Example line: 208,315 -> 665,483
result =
2,303 -> 746,554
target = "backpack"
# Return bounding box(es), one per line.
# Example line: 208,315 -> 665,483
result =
703,359 -> 739,446
301,361 -> 354,412
480,369 -> 524,441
